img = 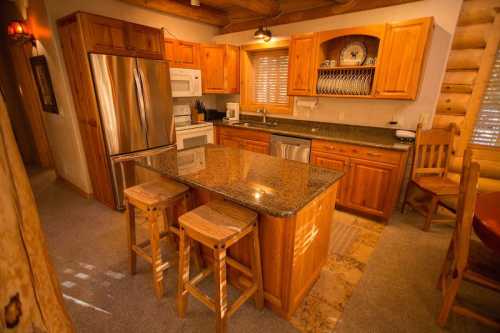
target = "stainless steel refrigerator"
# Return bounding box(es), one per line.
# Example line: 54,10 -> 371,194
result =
89,54 -> 175,209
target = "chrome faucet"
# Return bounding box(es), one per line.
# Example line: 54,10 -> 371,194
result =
257,108 -> 268,124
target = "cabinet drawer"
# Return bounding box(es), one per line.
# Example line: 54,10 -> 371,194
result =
218,126 -> 271,143
311,140 -> 401,164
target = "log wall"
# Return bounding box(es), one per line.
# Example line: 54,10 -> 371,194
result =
432,0 -> 500,191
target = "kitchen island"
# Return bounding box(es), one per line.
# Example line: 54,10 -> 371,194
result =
136,144 -> 343,318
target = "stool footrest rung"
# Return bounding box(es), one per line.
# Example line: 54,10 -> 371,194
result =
226,257 -> 252,277
136,231 -> 170,249
228,284 -> 258,318
190,267 -> 213,287
185,282 -> 216,312
132,245 -> 152,264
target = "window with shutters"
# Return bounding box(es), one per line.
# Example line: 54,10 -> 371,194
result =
470,48 -> 500,147
240,42 -> 292,114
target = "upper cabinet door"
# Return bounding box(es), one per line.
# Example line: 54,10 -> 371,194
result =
164,39 -> 176,63
81,14 -> 128,55
375,17 -> 433,100
288,33 -> 317,96
176,41 -> 200,68
200,44 -> 239,94
127,24 -> 164,60
224,45 -> 239,93
201,44 -> 226,93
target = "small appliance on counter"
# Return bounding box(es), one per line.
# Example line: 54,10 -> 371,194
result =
205,109 -> 226,121
395,129 -> 416,143
224,102 -> 240,123
173,104 -> 214,150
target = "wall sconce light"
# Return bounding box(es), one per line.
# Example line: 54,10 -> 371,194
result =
253,26 -> 272,43
7,20 -> 36,46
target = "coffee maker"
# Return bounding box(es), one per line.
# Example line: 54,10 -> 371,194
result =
225,102 -> 240,123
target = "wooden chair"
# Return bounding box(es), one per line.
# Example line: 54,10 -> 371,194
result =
124,179 -> 203,299
177,199 -> 264,333
401,123 -> 459,231
437,149 -> 500,329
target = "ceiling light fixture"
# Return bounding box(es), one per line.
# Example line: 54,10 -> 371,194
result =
190,0 -> 200,6
253,26 -> 272,43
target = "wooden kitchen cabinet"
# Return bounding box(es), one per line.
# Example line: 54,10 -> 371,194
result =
288,33 -> 317,96
80,12 -> 164,59
345,158 -> 399,217
217,126 -> 270,154
311,139 -> 408,220
375,17 -> 433,99
164,38 -> 200,68
200,44 -> 239,94
310,151 -> 349,203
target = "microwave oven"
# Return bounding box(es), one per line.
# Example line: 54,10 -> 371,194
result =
169,68 -> 202,97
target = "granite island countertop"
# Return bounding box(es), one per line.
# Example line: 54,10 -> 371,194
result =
136,144 -> 344,217
215,116 -> 412,151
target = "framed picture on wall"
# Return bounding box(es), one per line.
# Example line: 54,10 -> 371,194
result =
30,55 -> 59,114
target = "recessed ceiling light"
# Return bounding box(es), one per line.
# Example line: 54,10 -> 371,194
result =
191,0 -> 200,6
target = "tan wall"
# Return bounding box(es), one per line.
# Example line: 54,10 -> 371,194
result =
26,0 -> 219,194
213,0 -> 463,131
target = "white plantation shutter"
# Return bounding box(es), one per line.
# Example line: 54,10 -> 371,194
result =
471,48 -> 500,147
251,50 -> 289,105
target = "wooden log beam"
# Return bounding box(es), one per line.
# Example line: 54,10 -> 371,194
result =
119,0 -> 229,27
208,0 -> 280,16
221,0 -> 422,34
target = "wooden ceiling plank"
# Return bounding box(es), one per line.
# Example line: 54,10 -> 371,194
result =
119,0 -> 229,26
221,0 -> 280,16
221,0 -> 422,33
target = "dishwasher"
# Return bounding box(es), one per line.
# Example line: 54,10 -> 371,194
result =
270,135 -> 311,163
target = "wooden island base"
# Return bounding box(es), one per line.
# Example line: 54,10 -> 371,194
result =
187,183 -> 338,319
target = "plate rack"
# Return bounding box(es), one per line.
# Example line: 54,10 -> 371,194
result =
316,67 -> 375,96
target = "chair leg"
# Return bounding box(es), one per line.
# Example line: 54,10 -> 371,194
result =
437,273 -> 462,327
177,226 -> 190,318
250,223 -> 264,310
401,181 -> 412,214
437,237 -> 454,290
148,210 -> 165,299
126,202 -> 137,275
214,245 -> 228,333
423,196 -> 439,231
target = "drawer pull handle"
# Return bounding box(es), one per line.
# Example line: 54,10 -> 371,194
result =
367,152 -> 381,157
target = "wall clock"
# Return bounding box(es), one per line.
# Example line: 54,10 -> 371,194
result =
339,41 -> 367,66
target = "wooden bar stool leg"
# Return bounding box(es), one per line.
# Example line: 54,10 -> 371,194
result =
148,210 -> 165,299
423,196 -> 439,231
214,245 -> 228,333
126,201 -> 137,275
250,223 -> 264,310
177,226 -> 190,318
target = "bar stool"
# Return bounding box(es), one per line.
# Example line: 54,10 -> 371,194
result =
124,179 -> 203,299
176,199 -> 264,333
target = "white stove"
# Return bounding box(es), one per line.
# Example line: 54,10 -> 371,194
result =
174,104 -> 214,150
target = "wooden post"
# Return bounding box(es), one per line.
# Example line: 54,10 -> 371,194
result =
0,93 -> 74,331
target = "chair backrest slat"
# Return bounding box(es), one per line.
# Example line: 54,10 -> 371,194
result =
410,123 -> 458,180
453,149 -> 479,272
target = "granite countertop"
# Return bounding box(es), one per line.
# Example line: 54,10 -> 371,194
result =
215,116 -> 412,151
136,144 -> 343,217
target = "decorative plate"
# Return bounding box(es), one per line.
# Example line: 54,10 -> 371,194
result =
339,41 -> 367,66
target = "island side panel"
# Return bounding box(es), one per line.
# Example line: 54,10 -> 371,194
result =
286,183 -> 338,318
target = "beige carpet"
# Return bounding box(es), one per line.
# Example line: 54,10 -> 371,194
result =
291,211 -> 385,332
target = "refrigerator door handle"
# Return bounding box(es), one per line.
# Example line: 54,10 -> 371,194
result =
133,66 -> 148,139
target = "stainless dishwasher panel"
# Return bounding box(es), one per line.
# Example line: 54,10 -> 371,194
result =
270,135 -> 311,163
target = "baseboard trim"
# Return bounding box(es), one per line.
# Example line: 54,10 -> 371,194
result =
56,175 -> 93,199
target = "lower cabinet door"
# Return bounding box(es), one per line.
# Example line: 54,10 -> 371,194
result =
219,135 -> 241,149
344,158 -> 398,218
241,139 -> 269,154
310,151 -> 349,204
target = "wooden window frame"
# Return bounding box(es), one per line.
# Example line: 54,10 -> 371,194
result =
240,40 -> 292,115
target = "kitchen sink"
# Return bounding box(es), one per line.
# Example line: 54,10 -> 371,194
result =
233,121 -> 278,128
